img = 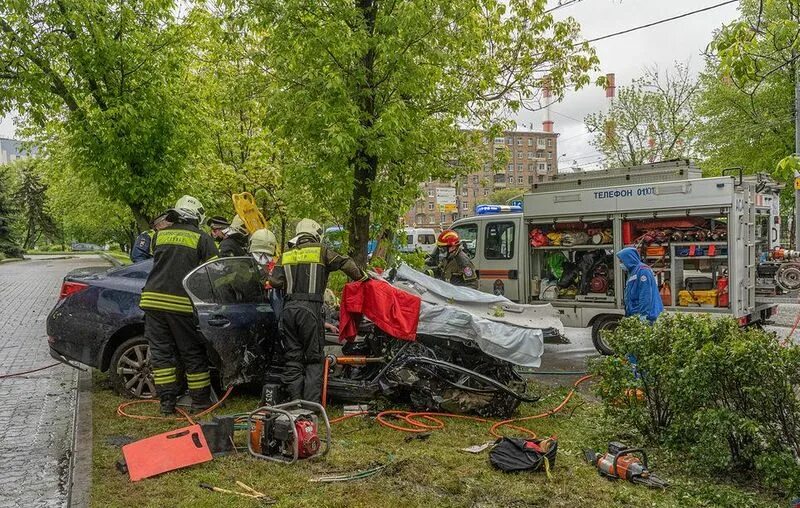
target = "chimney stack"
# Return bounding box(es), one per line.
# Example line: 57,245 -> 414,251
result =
542,76 -> 553,133
604,73 -> 616,143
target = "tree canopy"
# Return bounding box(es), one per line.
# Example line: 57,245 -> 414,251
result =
0,0 -> 204,229
252,0 -> 597,263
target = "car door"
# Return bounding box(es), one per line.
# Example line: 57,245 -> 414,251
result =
479,220 -> 521,301
182,256 -> 277,388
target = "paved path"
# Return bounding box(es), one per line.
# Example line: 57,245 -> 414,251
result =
0,256 -> 107,508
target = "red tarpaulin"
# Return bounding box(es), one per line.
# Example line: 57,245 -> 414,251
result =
339,279 -> 420,342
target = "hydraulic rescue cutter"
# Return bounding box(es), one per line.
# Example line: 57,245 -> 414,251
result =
584,442 -> 668,489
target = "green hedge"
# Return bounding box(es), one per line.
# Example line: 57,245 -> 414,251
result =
591,314 -> 800,494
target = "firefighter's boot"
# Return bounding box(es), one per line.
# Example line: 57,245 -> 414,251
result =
157,384 -> 178,416
189,386 -> 213,413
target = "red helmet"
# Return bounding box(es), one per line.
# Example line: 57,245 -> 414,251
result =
437,229 -> 460,247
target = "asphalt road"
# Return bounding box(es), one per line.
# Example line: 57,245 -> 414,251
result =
0,255 -> 108,508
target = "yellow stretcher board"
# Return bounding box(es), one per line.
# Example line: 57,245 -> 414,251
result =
232,192 -> 268,234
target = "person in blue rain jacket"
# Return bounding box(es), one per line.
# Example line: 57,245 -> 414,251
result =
616,246 -> 663,323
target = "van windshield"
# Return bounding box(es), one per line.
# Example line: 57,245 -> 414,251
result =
417,234 -> 436,245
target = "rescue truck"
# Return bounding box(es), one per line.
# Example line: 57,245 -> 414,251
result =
450,160 -> 784,354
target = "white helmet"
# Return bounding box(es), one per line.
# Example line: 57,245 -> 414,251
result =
249,229 -> 277,256
173,195 -> 205,224
296,218 -> 322,240
225,215 -> 249,237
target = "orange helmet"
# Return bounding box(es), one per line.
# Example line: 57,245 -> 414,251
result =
437,229 -> 460,247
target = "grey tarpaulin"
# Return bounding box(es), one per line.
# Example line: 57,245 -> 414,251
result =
392,264 -> 565,368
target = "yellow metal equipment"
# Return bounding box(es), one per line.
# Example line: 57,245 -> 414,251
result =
232,192 -> 268,234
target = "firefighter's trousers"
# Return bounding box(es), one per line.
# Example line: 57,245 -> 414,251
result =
145,310 -> 211,405
280,299 -> 325,403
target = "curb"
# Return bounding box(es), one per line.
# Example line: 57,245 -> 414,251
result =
68,370 -> 92,508
0,257 -> 24,264
99,252 -> 122,267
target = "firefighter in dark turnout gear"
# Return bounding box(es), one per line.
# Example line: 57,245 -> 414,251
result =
219,215 -> 249,257
140,195 -> 219,414
269,218 -> 367,403
424,229 -> 479,289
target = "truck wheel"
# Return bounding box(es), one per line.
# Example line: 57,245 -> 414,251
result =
591,315 -> 621,356
108,336 -> 156,399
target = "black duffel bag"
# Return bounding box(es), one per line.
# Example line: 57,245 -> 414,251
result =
489,437 -> 558,474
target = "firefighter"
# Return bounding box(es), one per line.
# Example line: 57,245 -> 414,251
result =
206,216 -> 230,243
140,195 -> 219,415
249,228 -> 283,320
268,218 -> 367,403
220,215 -> 249,257
248,228 -> 278,277
616,246 -> 663,323
425,229 -> 479,289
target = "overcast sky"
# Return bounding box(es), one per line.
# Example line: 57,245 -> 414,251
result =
0,0 -> 741,157
523,0 -> 741,170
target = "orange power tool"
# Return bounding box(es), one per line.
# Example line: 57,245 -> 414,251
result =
584,442 -> 668,489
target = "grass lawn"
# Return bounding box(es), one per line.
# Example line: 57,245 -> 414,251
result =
91,372 -> 784,508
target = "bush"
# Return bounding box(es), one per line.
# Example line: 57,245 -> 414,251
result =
591,314 -> 800,493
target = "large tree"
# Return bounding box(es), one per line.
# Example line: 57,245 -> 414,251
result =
0,0 -> 203,230
252,0 -> 597,264
697,0 -> 798,212
11,160 -> 59,249
711,0 -> 800,175
585,63 -> 698,168
0,165 -> 23,258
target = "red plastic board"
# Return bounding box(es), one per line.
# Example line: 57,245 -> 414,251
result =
122,424 -> 213,481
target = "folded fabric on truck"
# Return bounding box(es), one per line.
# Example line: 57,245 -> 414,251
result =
392,264 -> 563,368
339,279 -> 421,342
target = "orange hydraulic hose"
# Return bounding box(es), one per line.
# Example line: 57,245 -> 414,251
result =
321,357 -> 330,409
330,375 -> 594,439
117,385 -> 234,422
489,374 -> 593,437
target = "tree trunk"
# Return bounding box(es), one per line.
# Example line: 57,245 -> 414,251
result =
280,216 -> 287,252
130,204 -> 150,232
348,153 -> 377,266
348,0 -> 377,268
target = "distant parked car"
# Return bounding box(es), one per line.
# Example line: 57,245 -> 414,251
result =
71,242 -> 103,252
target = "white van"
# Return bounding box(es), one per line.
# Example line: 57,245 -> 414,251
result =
400,227 -> 437,254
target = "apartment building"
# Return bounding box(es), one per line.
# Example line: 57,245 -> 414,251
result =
403,130 -> 558,228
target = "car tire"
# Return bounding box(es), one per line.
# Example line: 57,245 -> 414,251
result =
108,336 -> 156,399
591,315 -> 621,356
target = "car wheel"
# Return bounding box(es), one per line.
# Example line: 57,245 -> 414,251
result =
109,336 -> 156,399
591,315 -> 621,356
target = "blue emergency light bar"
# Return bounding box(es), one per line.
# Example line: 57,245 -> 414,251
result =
475,204 -> 523,215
